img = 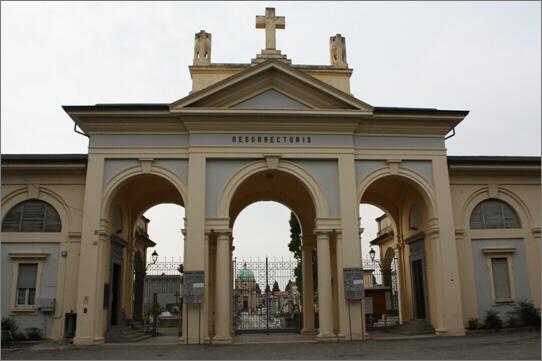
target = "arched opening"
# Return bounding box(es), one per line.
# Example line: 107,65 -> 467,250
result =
102,173 -> 185,335
232,201 -> 300,332
216,167 -> 321,336
359,174 -> 434,329
359,203 -> 400,329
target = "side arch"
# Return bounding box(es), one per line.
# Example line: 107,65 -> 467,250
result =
101,164 -> 188,218
217,159 -> 330,219
357,166 -> 437,219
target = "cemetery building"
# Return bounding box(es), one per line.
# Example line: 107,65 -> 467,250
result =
1,8 -> 540,345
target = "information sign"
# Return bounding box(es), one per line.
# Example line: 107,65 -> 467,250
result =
364,297 -> 373,314
343,268 -> 364,299
182,271 -> 205,304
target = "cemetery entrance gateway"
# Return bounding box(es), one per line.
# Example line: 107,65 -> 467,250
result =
233,258 -> 303,334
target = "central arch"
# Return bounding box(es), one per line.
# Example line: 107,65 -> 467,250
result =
210,159 -> 335,341
217,159 -> 330,221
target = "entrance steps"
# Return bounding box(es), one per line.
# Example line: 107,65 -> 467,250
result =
104,326 -> 152,343
384,319 -> 435,336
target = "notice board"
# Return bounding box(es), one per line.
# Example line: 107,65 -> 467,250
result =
343,268 -> 364,299
183,271 -> 204,304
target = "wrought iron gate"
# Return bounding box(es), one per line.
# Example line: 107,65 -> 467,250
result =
233,257 -> 302,334
362,257 -> 400,329
139,259 -> 183,336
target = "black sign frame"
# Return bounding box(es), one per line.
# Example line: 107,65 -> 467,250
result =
343,268 -> 364,299
182,271 -> 205,304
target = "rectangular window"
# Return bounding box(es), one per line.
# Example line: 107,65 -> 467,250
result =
16,264 -> 37,307
491,258 -> 511,299
482,247 -> 516,305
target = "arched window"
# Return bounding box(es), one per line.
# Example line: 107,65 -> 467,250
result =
2,200 -> 61,232
470,199 -> 521,230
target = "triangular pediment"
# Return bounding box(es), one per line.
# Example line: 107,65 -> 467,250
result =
232,89 -> 311,109
170,60 -> 373,111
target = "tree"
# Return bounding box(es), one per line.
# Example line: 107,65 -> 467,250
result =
285,280 -> 293,292
265,284 -> 271,293
272,281 -> 280,292
255,283 -> 262,294
288,212 -> 302,260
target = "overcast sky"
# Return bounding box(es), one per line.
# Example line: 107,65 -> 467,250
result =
2,2 -> 540,265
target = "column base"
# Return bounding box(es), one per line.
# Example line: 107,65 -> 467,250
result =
73,336 -> 104,345
349,332 -> 364,340
436,327 -> 465,336
212,335 -> 232,345
316,333 -> 338,342
301,328 -> 318,335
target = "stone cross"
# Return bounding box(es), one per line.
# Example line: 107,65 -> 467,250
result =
256,8 -> 285,51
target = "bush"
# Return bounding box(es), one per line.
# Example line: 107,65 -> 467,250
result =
2,316 -> 19,346
467,318 -> 480,330
506,314 -> 520,328
286,311 -> 302,328
14,332 -> 27,342
25,327 -> 42,341
483,310 -> 503,330
507,300 -> 541,328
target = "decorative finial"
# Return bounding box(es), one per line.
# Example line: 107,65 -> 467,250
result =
194,30 -> 212,65
330,34 -> 348,68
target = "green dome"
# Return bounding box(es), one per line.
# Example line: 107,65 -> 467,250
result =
236,265 -> 255,280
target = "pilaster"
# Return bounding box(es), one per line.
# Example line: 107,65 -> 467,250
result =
337,154 -> 364,340
430,155 -> 465,336
183,153 -> 207,344
73,154 -> 106,345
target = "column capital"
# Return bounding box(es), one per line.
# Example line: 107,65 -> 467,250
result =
314,230 -> 331,240
455,229 -> 465,241
214,229 -> 232,241
300,245 -> 315,253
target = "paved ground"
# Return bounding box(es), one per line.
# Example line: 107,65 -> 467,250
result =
1,330 -> 540,360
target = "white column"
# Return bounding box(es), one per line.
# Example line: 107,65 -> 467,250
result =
300,243 -> 317,334
212,231 -> 232,344
334,231 -> 348,339
392,241 -> 407,324
316,232 -> 337,341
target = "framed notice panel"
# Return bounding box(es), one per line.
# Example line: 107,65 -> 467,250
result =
182,271 -> 205,304
343,268 -> 364,299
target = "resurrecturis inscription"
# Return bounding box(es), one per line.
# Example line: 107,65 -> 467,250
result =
232,135 -> 312,144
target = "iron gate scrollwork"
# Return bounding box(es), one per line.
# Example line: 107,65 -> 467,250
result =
233,257 -> 302,334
